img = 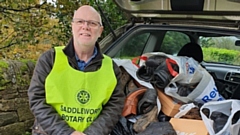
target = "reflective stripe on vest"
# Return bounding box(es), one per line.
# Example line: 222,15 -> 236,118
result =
45,46 -> 117,131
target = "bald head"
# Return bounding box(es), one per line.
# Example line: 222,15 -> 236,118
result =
73,5 -> 102,25
71,5 -> 104,51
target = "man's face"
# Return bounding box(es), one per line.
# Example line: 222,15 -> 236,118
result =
71,6 -> 103,48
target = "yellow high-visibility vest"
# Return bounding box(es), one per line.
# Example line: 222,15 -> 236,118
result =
45,46 -> 117,131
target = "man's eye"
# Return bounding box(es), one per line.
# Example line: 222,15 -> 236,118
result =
77,20 -> 84,24
90,22 -> 97,26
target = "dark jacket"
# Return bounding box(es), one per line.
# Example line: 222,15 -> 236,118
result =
28,39 -> 125,135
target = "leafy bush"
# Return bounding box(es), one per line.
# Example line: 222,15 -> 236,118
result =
203,47 -> 240,65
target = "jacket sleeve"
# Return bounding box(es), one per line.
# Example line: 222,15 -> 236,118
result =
84,60 -> 125,135
28,49 -> 75,135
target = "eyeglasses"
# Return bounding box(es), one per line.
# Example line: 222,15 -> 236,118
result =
72,19 -> 101,28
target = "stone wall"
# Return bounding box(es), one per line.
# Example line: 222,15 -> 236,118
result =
0,60 -> 35,135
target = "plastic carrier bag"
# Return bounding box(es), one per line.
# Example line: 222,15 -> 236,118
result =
135,52 -> 202,85
136,52 -> 224,104
200,100 -> 240,135
165,71 -> 224,104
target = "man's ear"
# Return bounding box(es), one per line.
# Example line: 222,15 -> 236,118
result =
99,26 -> 104,37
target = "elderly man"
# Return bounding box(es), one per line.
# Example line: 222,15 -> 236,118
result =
28,5 -> 125,135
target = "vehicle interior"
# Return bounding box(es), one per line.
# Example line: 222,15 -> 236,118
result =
97,0 -> 240,134
99,0 -> 240,101
101,23 -> 240,100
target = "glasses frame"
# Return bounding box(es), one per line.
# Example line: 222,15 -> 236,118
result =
72,18 -> 102,28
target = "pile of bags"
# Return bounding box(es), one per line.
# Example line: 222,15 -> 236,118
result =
112,52 -> 240,135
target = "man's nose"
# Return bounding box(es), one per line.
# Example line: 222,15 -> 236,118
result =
81,21 -> 90,29
82,21 -> 90,27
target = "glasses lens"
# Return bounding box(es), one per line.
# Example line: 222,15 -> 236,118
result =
88,21 -> 99,27
73,19 -> 100,27
76,20 -> 84,25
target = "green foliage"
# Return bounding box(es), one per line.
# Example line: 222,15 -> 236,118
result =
95,0 -> 128,40
0,60 -> 9,68
0,44 -> 52,60
212,37 -> 240,50
118,33 -> 150,57
0,0 -> 128,58
0,60 -> 9,90
0,0 -> 55,48
161,31 -> 190,55
203,47 -> 240,65
22,131 -> 31,135
200,37 -> 215,47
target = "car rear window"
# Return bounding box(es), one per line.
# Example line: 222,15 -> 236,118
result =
160,31 -> 190,55
114,33 -> 150,59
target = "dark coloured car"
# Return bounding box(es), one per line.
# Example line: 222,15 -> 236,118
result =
100,1 -> 240,134
100,0 -> 240,100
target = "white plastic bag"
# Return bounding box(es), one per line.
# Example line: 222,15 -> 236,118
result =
113,58 -> 154,88
200,100 -> 240,135
165,72 -> 224,104
163,55 -> 224,104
